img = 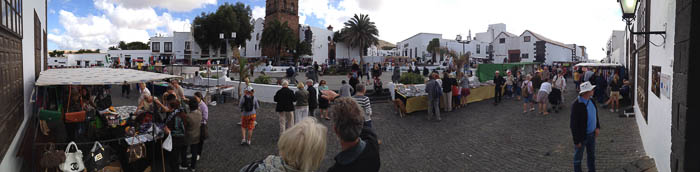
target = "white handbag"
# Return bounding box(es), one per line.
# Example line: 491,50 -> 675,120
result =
59,141 -> 85,172
162,133 -> 173,152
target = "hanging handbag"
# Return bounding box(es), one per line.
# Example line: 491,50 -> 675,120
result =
126,135 -> 146,163
65,87 -> 87,123
201,124 -> 209,140
40,87 -> 63,122
86,141 -> 111,172
40,143 -> 66,168
59,142 -> 85,172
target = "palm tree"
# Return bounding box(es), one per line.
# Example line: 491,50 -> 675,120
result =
342,14 -> 379,71
260,20 -> 297,65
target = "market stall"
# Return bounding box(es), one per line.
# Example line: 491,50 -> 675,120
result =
390,83 -> 501,114
476,62 -> 541,82
30,68 -> 182,172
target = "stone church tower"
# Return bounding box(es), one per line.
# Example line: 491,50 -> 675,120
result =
263,0 -> 299,60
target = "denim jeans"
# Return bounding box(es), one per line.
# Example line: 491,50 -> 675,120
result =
573,133 -> 596,172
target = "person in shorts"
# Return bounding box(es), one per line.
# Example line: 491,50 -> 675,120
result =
537,78 -> 552,115
239,86 -> 259,145
522,74 -> 535,113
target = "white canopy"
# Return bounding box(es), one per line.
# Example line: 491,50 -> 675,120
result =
36,68 -> 183,86
575,63 -> 623,68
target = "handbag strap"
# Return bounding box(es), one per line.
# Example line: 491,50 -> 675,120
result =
92,141 -> 103,152
65,142 -> 78,153
66,87 -> 71,113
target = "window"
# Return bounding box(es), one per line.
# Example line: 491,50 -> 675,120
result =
164,42 -> 172,52
522,53 -> 529,59
152,42 -> 160,52
499,38 -> 505,44
524,36 -> 531,42
185,41 -> 191,50
476,44 -> 481,54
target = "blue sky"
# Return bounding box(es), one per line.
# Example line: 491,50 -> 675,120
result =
47,0 -> 332,51
48,0 -> 625,60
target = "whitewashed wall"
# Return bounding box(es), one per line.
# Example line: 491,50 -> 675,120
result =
632,0 -> 675,171
1,0 -> 47,171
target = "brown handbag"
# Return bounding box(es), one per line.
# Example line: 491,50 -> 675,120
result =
126,136 -> 146,163
39,143 -> 66,168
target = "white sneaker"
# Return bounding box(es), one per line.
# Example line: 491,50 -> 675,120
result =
241,139 -> 246,145
197,155 -> 200,161
179,166 -> 189,170
247,139 -> 251,145
187,154 -> 192,159
610,109 -> 614,112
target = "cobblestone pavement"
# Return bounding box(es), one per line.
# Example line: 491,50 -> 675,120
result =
113,79 -> 646,171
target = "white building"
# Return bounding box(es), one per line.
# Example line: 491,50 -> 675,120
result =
396,33 -> 488,64
605,30 -> 627,67
474,23 -> 507,43
64,53 -> 110,67
1,0 -> 48,171
47,57 -> 68,68
242,18 -> 264,58
492,30 -> 587,64
106,50 -> 153,67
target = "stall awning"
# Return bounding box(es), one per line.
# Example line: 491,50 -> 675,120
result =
574,63 -> 623,68
36,68 -> 183,86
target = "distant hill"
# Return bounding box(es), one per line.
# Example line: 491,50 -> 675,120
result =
378,40 -> 395,50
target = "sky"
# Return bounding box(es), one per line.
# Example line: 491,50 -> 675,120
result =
47,0 -> 626,60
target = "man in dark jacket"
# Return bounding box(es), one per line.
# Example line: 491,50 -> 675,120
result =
328,97 -> 380,172
442,72 -> 457,112
425,73 -> 442,121
570,81 -> 600,172
493,71 -> 505,105
307,79 -> 318,117
274,80 -> 296,134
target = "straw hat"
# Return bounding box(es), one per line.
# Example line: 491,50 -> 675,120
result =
579,81 -> 596,94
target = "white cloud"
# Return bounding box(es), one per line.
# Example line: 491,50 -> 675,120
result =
49,9 -> 56,14
48,0 -> 191,50
105,0 -> 216,12
252,6 -> 265,19
298,0 -> 624,60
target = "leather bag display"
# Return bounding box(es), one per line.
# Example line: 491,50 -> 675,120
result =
40,143 -> 66,169
86,141 -> 111,172
65,88 -> 87,123
59,142 -> 85,172
126,136 -> 146,163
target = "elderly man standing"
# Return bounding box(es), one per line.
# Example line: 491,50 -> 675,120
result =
274,80 -> 296,134
570,82 -> 600,172
327,97 -> 380,172
307,79 -> 318,117
493,71 -> 506,105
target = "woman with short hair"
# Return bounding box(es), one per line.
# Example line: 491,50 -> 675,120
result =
240,118 -> 327,172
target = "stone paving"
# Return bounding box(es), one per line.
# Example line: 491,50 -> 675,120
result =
113,78 -> 647,171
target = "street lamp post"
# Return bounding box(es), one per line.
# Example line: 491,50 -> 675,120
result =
618,0 -> 666,36
220,32 -> 237,65
456,35 -> 468,56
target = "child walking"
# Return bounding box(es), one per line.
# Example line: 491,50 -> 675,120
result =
239,86 -> 259,145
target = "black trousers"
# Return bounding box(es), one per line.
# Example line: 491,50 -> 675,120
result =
494,86 -> 503,103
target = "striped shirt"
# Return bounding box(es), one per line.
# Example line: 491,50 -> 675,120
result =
352,95 -> 372,121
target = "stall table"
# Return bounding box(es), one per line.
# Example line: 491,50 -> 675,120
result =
397,85 -> 499,114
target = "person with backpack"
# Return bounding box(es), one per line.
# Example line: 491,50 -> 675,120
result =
522,74 -> 535,113
239,86 -> 259,145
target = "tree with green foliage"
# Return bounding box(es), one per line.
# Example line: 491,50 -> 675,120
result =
126,41 -> 149,50
427,38 -> 440,63
260,20 -> 297,65
49,50 -> 65,57
341,14 -> 379,71
192,2 -> 253,59
118,41 -> 128,50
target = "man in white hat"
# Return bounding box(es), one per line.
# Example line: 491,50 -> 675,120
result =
570,81 -> 600,172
